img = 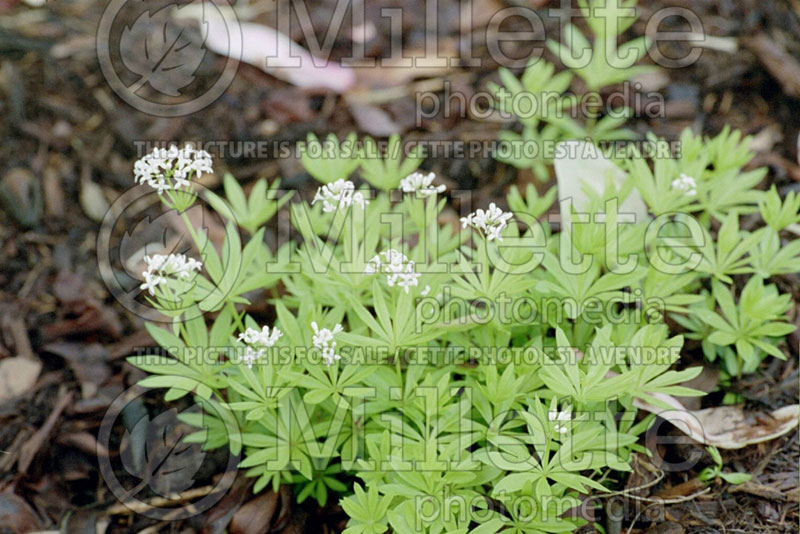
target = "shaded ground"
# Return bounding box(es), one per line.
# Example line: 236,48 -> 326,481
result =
0,0 -> 798,533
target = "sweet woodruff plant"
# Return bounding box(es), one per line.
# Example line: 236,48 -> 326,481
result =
127,120 -> 797,533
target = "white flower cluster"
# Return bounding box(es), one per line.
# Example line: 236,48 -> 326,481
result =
312,179 -> 369,213
238,325 -> 282,368
671,173 -> 697,197
399,172 -> 446,197
365,249 -> 421,293
134,144 -> 213,193
548,407 -> 572,434
239,326 -> 282,347
311,322 -> 344,366
140,253 -> 202,295
460,203 -> 513,241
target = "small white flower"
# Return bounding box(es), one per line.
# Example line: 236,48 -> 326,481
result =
399,172 -> 446,197
237,325 -> 282,368
671,173 -> 697,197
364,249 -> 420,293
238,326 -> 282,347
548,407 -> 572,434
312,179 -> 369,213
139,253 -> 202,295
420,285 -> 431,297
242,346 -> 265,369
140,272 -> 165,295
311,321 -> 344,366
460,203 -> 513,241
134,144 -> 213,193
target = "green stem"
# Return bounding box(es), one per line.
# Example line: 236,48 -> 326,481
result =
585,113 -> 598,135
228,301 -> 246,332
572,319 -> 580,345
480,238 -> 490,294
180,210 -> 202,251
394,351 -> 403,386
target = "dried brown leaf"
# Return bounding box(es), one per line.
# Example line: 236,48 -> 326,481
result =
229,491 -> 279,534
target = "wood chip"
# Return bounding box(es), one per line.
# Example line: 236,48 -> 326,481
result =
729,481 -> 787,501
0,357 -> 41,402
743,34 -> 800,98
5,317 -> 35,360
42,165 -> 65,217
18,390 -> 73,474
79,177 -> 109,223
